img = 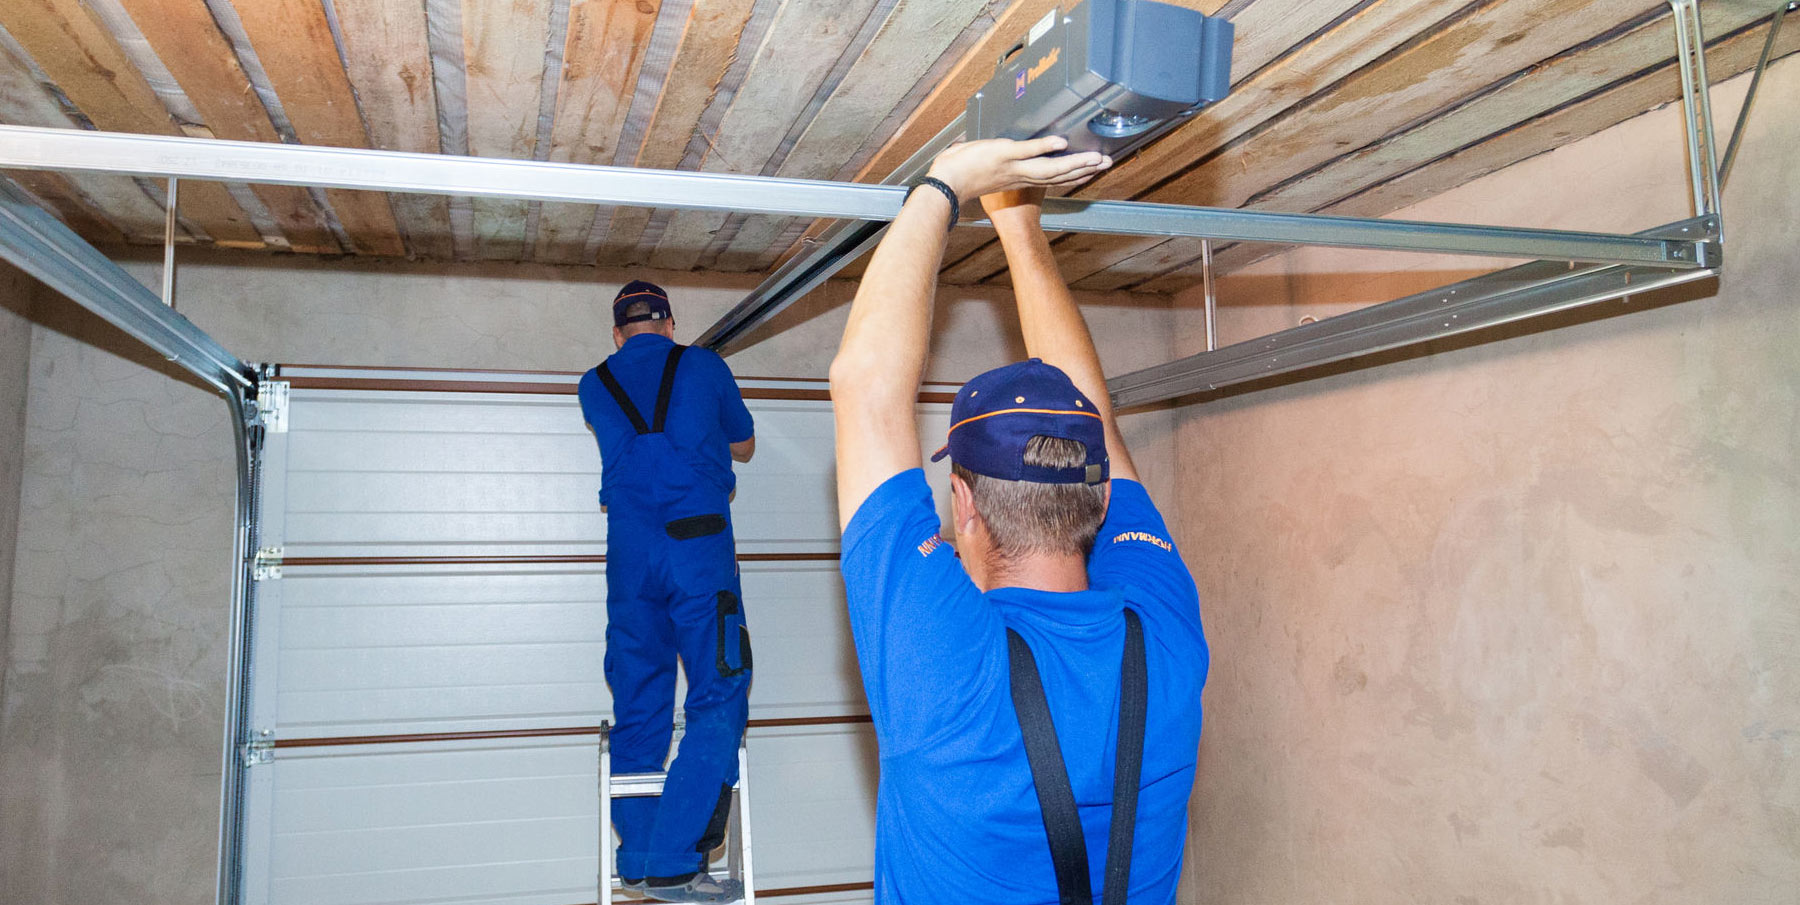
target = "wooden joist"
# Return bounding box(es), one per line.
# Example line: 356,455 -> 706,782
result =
938,0 -> 1456,284
593,0 -> 759,268
772,0 -> 1066,281
1140,16 -> 1800,291
331,0 -> 454,260
115,0 -> 338,254
648,0 -> 885,272
458,0 -> 555,260
0,0 -> 261,247
231,0 -> 405,256
534,0 -> 661,264
0,37 -> 167,243
709,0 -> 993,273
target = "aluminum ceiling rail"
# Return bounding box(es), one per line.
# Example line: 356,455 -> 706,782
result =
1106,218 -> 1719,407
0,125 -> 1708,261
0,179 -> 254,396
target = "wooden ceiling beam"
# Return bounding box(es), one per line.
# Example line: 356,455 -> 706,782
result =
1139,18 -> 1800,291
592,0 -> 758,268
458,0 -> 555,260
330,0 -> 454,260
648,0 -> 885,272
0,40 -> 167,242
231,0 -> 406,256
710,0 -> 994,272
770,0 -> 1066,280
939,0 -> 1452,285
534,0 -> 661,264
0,0 -> 261,247
114,0 -> 338,253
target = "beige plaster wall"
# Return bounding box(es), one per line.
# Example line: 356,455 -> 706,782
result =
0,251 -> 1175,902
1174,59 -> 1799,903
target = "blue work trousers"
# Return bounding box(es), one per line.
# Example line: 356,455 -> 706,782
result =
605,505 -> 753,882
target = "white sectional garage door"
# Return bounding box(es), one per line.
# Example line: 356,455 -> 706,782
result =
237,365 -> 957,905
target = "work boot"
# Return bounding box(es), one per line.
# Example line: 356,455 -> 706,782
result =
641,872 -> 743,904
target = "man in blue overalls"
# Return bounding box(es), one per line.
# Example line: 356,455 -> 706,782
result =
578,280 -> 756,904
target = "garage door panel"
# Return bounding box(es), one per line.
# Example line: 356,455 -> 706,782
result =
270,859 -> 590,905
258,727 -> 876,904
276,687 -> 606,737
280,602 -> 600,649
248,372 -> 910,904
286,472 -> 604,515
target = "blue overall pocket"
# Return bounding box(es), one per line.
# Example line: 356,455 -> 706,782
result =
714,590 -> 751,678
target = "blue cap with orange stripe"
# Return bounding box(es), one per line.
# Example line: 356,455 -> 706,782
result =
613,279 -> 673,327
930,359 -> 1108,485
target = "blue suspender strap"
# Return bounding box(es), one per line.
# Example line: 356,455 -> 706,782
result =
1007,609 -> 1147,905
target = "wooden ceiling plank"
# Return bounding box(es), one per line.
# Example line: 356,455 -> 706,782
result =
458,0 -> 554,260
3,170 -> 129,245
0,45 -> 169,240
0,0 -> 262,246
535,0 -> 661,264
1036,0 -> 1672,290
593,0 -> 757,267
231,0 -> 406,256
648,0 -> 884,272
330,0 -> 454,260
772,0 -> 1231,280
114,0 -> 337,253
1140,22 -> 1800,291
712,0 -> 993,272
940,0 -> 1458,284
759,0 -> 1063,274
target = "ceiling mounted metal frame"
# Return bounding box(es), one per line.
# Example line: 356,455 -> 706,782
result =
1103,0 -> 1732,406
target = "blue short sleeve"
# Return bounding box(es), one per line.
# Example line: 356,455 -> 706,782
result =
1090,479 -> 1201,632
840,470 -> 1001,757
697,349 -> 754,443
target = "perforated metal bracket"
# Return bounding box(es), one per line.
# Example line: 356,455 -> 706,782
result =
255,379 -> 290,433
242,738 -> 274,767
252,546 -> 283,581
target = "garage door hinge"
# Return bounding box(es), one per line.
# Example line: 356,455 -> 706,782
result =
253,546 -> 283,581
256,379 -> 290,433
242,738 -> 274,767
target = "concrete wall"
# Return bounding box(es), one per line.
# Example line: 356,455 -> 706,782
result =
0,261 -> 35,732
1175,59 -> 1799,903
0,250 -> 1175,902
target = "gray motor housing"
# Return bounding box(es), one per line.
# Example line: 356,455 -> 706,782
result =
966,0 -> 1233,161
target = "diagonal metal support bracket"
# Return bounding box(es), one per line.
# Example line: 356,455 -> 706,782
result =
1106,218 -> 1719,406
0,179 -> 255,396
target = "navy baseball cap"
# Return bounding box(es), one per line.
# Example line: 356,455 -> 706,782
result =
613,279 -> 672,326
930,359 -> 1109,485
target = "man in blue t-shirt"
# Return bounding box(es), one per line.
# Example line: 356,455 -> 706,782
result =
578,280 -> 756,904
828,139 -> 1207,904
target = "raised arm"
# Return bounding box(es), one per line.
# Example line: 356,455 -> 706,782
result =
984,188 -> 1137,483
830,139 -> 1110,527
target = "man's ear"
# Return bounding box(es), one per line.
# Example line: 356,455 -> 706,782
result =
661,318 -> 676,339
612,326 -> 626,349
950,472 -> 979,535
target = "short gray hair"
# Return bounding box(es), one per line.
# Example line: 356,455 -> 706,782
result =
951,435 -> 1107,560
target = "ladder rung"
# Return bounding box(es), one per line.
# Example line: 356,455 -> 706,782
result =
609,772 -> 667,797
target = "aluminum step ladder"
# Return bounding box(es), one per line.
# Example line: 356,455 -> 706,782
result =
599,721 -> 755,904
